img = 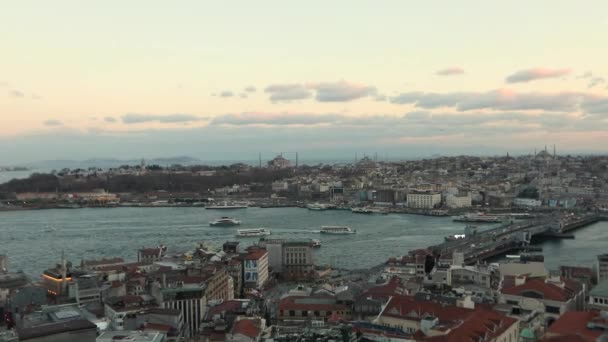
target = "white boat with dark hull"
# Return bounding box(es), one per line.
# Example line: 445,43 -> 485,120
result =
209,217 -> 241,227
236,228 -> 271,237
320,226 -> 356,235
206,201 -> 248,210
307,203 -> 330,211
311,239 -> 322,248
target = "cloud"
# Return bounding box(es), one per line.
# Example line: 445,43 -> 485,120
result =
121,113 -> 207,124
31,94 -> 42,100
43,119 -> 63,126
310,81 -> 376,102
588,77 -> 605,88
219,91 -> 234,98
456,90 -> 584,112
6,107 -> 608,164
435,67 -> 464,76
505,68 -> 570,83
577,71 -> 593,79
264,84 -> 312,102
104,117 -> 117,123
239,93 -> 248,98
390,89 -> 600,112
374,94 -> 387,102
212,112 -> 341,126
390,91 -> 472,108
244,86 -> 256,93
582,97 -> 608,116
10,90 -> 25,98
264,81 -> 376,102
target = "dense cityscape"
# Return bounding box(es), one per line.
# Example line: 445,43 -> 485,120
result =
1,151 -> 608,341
3,1 -> 608,341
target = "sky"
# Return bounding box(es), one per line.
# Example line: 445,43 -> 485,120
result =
1,0 -> 608,164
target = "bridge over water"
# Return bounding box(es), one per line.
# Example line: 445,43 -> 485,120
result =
429,212 -> 607,265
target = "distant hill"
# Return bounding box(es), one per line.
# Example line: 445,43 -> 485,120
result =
25,156 -> 204,171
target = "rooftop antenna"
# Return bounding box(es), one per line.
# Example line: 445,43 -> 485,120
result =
295,152 -> 298,168
553,144 -> 556,157
258,153 -> 262,168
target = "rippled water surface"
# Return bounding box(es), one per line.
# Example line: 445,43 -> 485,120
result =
0,207 -> 605,276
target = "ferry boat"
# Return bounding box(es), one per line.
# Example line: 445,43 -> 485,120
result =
352,207 -> 389,214
209,217 -> 241,227
320,226 -> 356,234
452,213 -> 501,223
206,201 -> 248,210
236,228 -> 271,237
311,239 -> 322,248
307,203 -> 330,211
351,207 -> 373,214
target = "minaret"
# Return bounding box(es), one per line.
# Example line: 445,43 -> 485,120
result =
553,144 -> 556,158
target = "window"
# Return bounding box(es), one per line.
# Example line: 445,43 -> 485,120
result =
546,305 -> 560,314
288,310 -> 295,317
506,300 -> 518,305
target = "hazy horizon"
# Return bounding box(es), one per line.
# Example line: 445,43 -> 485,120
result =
2,1 -> 607,163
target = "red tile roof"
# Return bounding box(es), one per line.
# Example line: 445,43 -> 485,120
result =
501,278 -> 580,302
424,309 -> 517,342
207,300 -> 247,318
545,311 -> 604,342
244,249 -> 268,260
360,276 -> 405,300
231,319 -> 261,338
380,295 -> 474,323
279,296 -> 346,312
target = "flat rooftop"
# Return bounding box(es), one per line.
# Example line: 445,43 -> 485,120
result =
96,331 -> 165,342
